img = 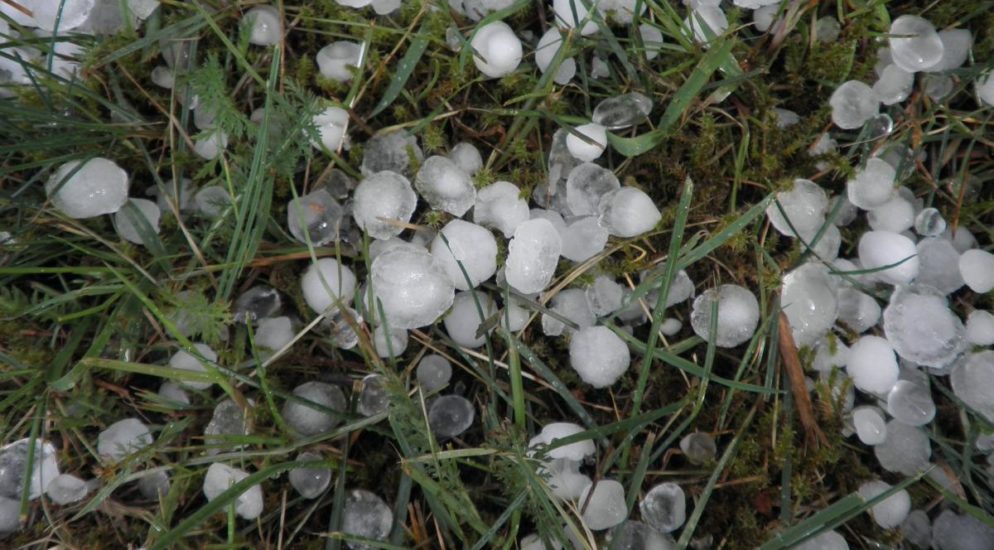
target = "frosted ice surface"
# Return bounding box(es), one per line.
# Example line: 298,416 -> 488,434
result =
927,29 -> 972,73
416,354 -> 452,393
245,5 -> 281,46
192,129 -> 229,160
535,28 -> 576,85
471,22 -> 522,78
352,171 -> 417,240
851,406 -> 887,445
566,123 -> 608,162
874,419 -> 931,475
301,258 -> 357,314
872,64 -> 914,105
0,497 -> 17,533
867,193 -> 915,233
541,288 -> 595,337
858,480 -> 910,529
342,489 -> 392,550
138,469 -> 170,500
857,230 -> 919,285
255,316 -> 294,351
812,337 -> 849,373
566,163 -> 620,216
847,158 -> 895,210
372,325 -> 407,358
553,0 -> 597,35
204,399 -> 250,454
168,342 -> 217,390
444,291 -> 497,348
639,23 -> 664,60
203,463 -> 263,520
586,275 -> 624,317
690,284 -> 760,348
959,249 -> 994,293
289,451 -> 331,499
430,220 -> 497,290
415,155 -> 476,216
0,438 -> 59,500
951,351 -> 994,422
358,374 -> 389,417
311,106 -> 349,152
428,395 -> 475,439
598,187 -> 662,238
530,422 -> 595,461
846,335 -> 898,395
781,263 -> 839,348
158,381 -> 189,406
886,380 -> 936,426
679,432 -> 716,465
234,285 -> 282,324
915,238 -> 964,295
45,158 -> 129,219
539,457 -> 590,500
448,142 -> 483,176
900,509 -> 931,549
505,219 -> 562,294
31,0 -> 95,31
361,131 -> 423,177
560,216 -> 609,262
282,382 -> 346,437
473,181 -> 530,238
914,207 -> 946,237
792,530 -> 848,550
371,248 -> 454,328
685,6 -> 728,44
829,80 -> 879,129
114,198 -> 161,245
317,41 -> 361,82
931,509 -> 994,550
640,482 -> 686,533
579,479 -> 627,530
46,474 -> 90,505
569,325 -> 630,388
194,186 -> 230,218
966,310 -> 994,346
883,284 -> 964,368
592,92 -> 652,130
98,418 -> 153,463
889,15 -> 944,72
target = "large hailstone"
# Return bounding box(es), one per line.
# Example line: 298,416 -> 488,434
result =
414,155 -> 477,216
565,123 -> 607,162
301,258 -> 357,314
45,158 -> 129,219
473,181 -> 530,238
766,178 -> 829,237
370,248 -> 455,329
568,325 -> 631,388
528,422 -> 595,461
883,284 -> 965,368
471,21 -> 522,78
847,158 -> 896,210
113,198 -> 162,245
578,479 -> 627,530
444,291 -> 497,348
690,284 -> 760,348
31,0 -> 95,31
888,15 -> 944,72
598,187 -> 662,238
829,80 -> 879,129
846,335 -> 898,395
311,106 -> 349,152
430,220 -> 498,290
951,351 -> 994,422
352,171 -> 417,240
505,219 -> 562,294
780,263 -> 839,348
857,231 -> 919,285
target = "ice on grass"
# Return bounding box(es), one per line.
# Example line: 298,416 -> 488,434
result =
428,395 -> 475,439
542,288 -> 595,337
883,284 -> 964,368
767,178 -> 829,237
829,80 -> 879,129
254,316 -> 293,352
289,451 -> 331,499
168,342 -> 217,390
371,248 -> 455,329
473,181 -> 530,238
430,220 -> 497,289
915,238 -> 964,295
836,288 -> 880,334
416,354 -> 452,393
792,530 -> 848,550
553,0 -> 597,35
566,163 -> 620,216
372,325 -> 408,358
978,71 -> 994,107
685,6 -> 728,44
0,438 -> 59,500
560,216 -> 609,263
966,310 -> 994,346
204,399 -> 250,454
872,64 -> 914,105
566,123 -> 608,162
361,131 -> 423,177
415,156 -> 476,216
31,0 -> 95,31
529,422 -> 595,461
505,219 -> 562,294
592,92 -> 652,130
535,28 -> 575,85
547,128 -> 582,190
951,350 -> 994,421
328,307 -> 362,350
858,480 -> 911,529
847,158 -> 896,210
586,276 -> 623,317
46,474 -> 89,505
448,142 -> 483,176
690,284 -> 760,348
781,263 -> 839,348
301,258 -> 357,315
591,55 -> 610,79
611,520 -> 674,549
317,41 -> 361,82
112,198 -> 161,245
358,374 -> 389,417
867,194 -> 915,233
569,325 -> 630,388
471,22 -> 522,78
901,509 -> 931,549
931,510 -> 994,550
857,230 -> 919,285
282,382 -> 347,437
203,463 -> 263,520
679,432 -> 716,465
847,335 -> 898,395
311,106 -> 349,152
540,458 -> 590,500
98,418 -> 152,463
958,249 -> 994,293
926,28 -> 972,73
598,187 -> 662,238
886,380 -> 935,426
852,406 -> 887,445
914,207 -> 946,237
640,482 -> 686,533
889,15 -> 943,72
812,337 -> 849,373
352,171 -> 417,240
192,129 -> 229,160
342,489 -> 392,550
638,23 -> 664,60
874,419 -> 931,475
234,286 -> 281,324
444,291 -> 497,348
45,158 -> 129,219
288,188 -> 345,246
158,381 -> 190,405
579,479 -> 627,530
194,186 -> 231,218
244,5 -> 281,46
137,470 -> 170,500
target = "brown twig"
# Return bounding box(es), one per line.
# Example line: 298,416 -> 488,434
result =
778,310 -> 828,448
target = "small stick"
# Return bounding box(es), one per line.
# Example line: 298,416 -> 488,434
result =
778,310 -> 828,448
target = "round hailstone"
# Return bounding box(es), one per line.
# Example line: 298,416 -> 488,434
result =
282,382 -> 347,437
874,419 -> 931,475
639,23 -> 664,60
914,207 -> 946,237
886,380 -> 936,426
316,41 -> 361,82
685,6 -> 728,44
416,354 -> 452,393
690,285 -> 760,348
45,158 -> 129,219
287,188 -> 345,246
932,510 -> 994,549
97,418 -> 153,463
766,179 -> 829,237
415,155 -> 476,216
926,29 -> 973,73
473,181 -> 530,238
501,295 -> 531,332
45,478 -> 89,505
112,198 -> 161,245
959,249 -> 994,293
428,395 -> 475,438
872,64 -> 914,105
342,490 -> 393,548
836,288 -> 881,334
444,291 -> 497,348
471,21 -> 523,78
194,186 -> 231,218
560,216 -> 609,263
846,335 -> 898,395
598,187 -> 662,238
430,220 -> 498,290
565,123 -> 608,162
640,482 -> 686,533
370,248 -> 455,329
541,288 -> 595,336
829,80 -> 879,130
867,194 -> 915,233
168,343 -> 218,390
660,318 -> 682,335
529,422 -> 595,461
752,4 -> 778,32
592,92 -> 652,130
578,479 -> 627,530
505,219 -> 562,294
780,263 -> 839,348
680,432 -> 717,465
888,15 -> 944,72
883,284 -> 965,368
792,530 -> 848,550
372,325 -> 407,358
244,5 -> 281,46
847,158 -> 896,210
966,310 -> 994,346
311,106 -> 349,152
569,326 -> 630,388
255,316 -> 294,351
361,131 -> 423,177
233,286 -> 281,325
915,238 -> 964,295
289,451 -> 331,499
357,374 -> 389,417
553,0 -> 597,35
203,463 -> 264,520
857,231 -> 919,285
448,142 -> 483,176
586,275 -> 623,317
951,351 -> 994,421
858,480 -> 911,529
193,129 -> 229,160
851,406 -> 887,445
31,0 -> 95,31
566,162 -> 620,216
301,258 -> 357,314
352,171 -> 417,240
535,28 -> 576,85
538,457 -> 590,500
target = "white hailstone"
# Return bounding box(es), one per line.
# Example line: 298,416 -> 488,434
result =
342,489 -> 393,548
829,80 -> 879,129
97,418 -> 152,463
660,318 -> 682,336
506,219 -> 562,294
923,73 -> 955,100
372,0 -> 402,14
858,231 -> 919,285
883,284 -> 965,368
685,6 -> 728,44
851,406 -> 887,445
925,28 -> 972,73
539,458 -> 590,500
680,432 -> 717,465
535,28 -> 576,85
194,186 -> 230,218
586,276 -> 623,317
361,130 -> 423,177
352,171 -> 417,240
774,108 -> 800,128
45,158 -> 129,219
792,530 -> 848,550
471,21 -> 523,78
732,0 -> 779,7
244,6 -> 281,46
812,337 -> 849,373
639,23 -> 664,60
640,483 -> 686,533
553,0 -> 597,35
336,0 -> 373,7
579,479 -> 627,530
113,198 -> 161,245
867,194 -> 915,233
915,238 -> 964,295
46,474 -> 90,505
158,381 -> 189,405
311,106 -> 349,152
766,178 -> 828,237
0,497 -> 17,533
886,380 -> 936,427
966,310 -> 994,346
127,0 -> 160,20
0,438 -> 60,500
357,374 -> 389,417
316,41 -> 362,82
690,284 -> 760,348
809,134 -> 839,172
289,452 -> 331,499
193,129 -> 229,160
914,207 -> 946,237
951,351 -> 994,421
569,325 -> 630,387
836,288 -> 881,334
150,65 -> 174,89
813,16 -> 841,43
873,419 -> 931,475
598,187 -> 662,238
530,422 -> 595,461
977,71 -> 994,106
373,325 -> 408,358
592,92 -> 652,130
959,249 -> 994,293
950,226 -> 978,253
932,510 -> 994,550
0,0 -> 34,26
137,470 -> 170,500
255,316 -> 294,351
474,181 -> 530,238
428,394 -> 475,438
204,399 -> 251,454
501,295 -> 531,332
168,343 -> 218,390
566,123 -> 608,162
888,15 -> 944,72
858,480 -> 911,529
430,220 -> 497,290
203,463 -> 263,520
371,248 -> 455,329
444,291 -> 497,348
301,258 -> 357,314
416,354 -> 452,393
282,382 -> 347,437
591,55 -> 610,79
560,216 -> 609,263
781,263 -> 839,348
415,155 -> 477,216
541,288 -> 595,336
566,162 -> 620,216
846,156 -> 897,211
449,142 -> 483,175
798,223 -> 842,261
846,335 -> 898,395
752,4 -> 779,32
31,0 -> 95,31
872,64 -> 914,105
368,237 -> 423,261
826,195 -> 858,228
149,177 -> 196,214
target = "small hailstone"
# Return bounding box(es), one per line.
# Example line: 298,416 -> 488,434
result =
312,106 -> 349,152
690,284 -> 760,348
244,6 -> 281,46
883,284 -> 964,368
329,307 -> 362,350
150,65 -> 174,88
586,276 -> 623,317
473,181 -> 530,238
372,0 -> 401,14
872,64 -> 914,105
660,318 -> 682,336
569,326 -> 630,388
370,248 -> 455,329
416,354 -> 452,393
352,171 -> 417,240
46,474 -> 90,505
566,163 -> 620,216
444,291 -> 497,348
471,21 -> 523,78
287,188 -> 345,246
598,187 -> 662,238
857,230 -> 919,285
560,216 -> 609,263
888,15 -> 944,72
858,480 -> 911,529
203,463 -> 263,520
448,142 -> 483,175
501,295 -> 531,332
98,418 -> 153,463
336,0 -> 373,8
836,288 -> 880,334
530,422 -> 595,461
283,382 -> 347,437
45,158 -> 129,219
127,0 -> 160,20
950,226 -> 978,253
505,219 -> 562,294
914,207 -> 946,237
289,451 -> 331,499
829,80 -> 879,130
553,0 -> 598,35
204,399 -> 251,454
951,351 -> 994,421
234,286 -> 281,324
915,238 -> 964,295
766,178 -> 828,237
540,458 -> 590,500
415,155 -> 476,216
847,335 -> 898,395
812,337 -> 849,373
317,41 -> 362,82
752,4 -> 778,32
923,73 -> 954,100
685,6 -> 728,44
792,530 -> 848,550
851,406 -> 887,445
0,438 -> 60,500
591,55 -> 610,79
847,158 -> 896,211
593,93 -> 652,130
639,23 -> 664,60
357,374 -> 389,417
978,71 -> 994,106
428,395 -> 475,439
541,288 -> 595,336
640,482 -> 686,533
535,28 -> 576,85
578,479 -> 627,530
168,343 -> 217,390
901,510 -> 931,549
874,419 -> 931,475
931,510 -> 994,550
959,249 -> 994,293
193,129 -> 229,160
372,325 -> 407,358
430,220 -> 498,290
342,489 -> 392,549
867,194 -> 915,233
255,316 -> 294,351
547,128 -> 581,189
566,123 -> 608,162
925,28 -> 972,73
679,432 -> 716,465
886,380 -> 935,426
361,130 -> 423,177
158,381 -> 190,405
813,16 -> 841,42
966,310 -> 994,346
301,258 -> 357,315
138,470 -> 170,500
194,186 -> 230,218
113,198 -> 161,245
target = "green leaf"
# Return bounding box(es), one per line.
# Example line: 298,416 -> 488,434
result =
369,26 -> 430,118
